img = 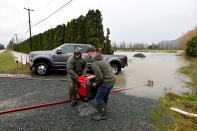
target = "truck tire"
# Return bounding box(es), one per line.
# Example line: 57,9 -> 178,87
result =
111,63 -> 121,75
36,62 -> 49,75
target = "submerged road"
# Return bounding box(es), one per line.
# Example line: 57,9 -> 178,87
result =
0,77 -> 159,131
0,49 -> 5,54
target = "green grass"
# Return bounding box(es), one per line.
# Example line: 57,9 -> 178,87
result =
152,93 -> 197,131
0,50 -> 30,74
179,56 -> 197,94
152,55 -> 197,131
113,86 -> 126,90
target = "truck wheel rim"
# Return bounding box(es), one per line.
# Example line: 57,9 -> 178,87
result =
111,65 -> 118,74
37,65 -> 47,75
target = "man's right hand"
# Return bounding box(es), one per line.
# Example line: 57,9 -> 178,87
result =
92,83 -> 96,87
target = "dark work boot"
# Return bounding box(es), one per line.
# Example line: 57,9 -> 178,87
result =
82,97 -> 89,102
100,104 -> 107,112
92,104 -> 107,121
70,100 -> 78,107
92,104 -> 107,113
92,113 -> 107,121
92,105 -> 99,113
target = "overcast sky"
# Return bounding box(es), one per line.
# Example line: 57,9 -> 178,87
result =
0,0 -> 196,47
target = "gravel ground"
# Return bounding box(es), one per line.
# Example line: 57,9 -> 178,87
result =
0,78 -> 159,131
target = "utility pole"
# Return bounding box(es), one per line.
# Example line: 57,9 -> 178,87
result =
14,34 -> 18,44
24,7 -> 34,50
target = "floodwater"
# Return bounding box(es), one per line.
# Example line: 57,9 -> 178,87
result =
0,49 -> 5,54
114,51 -> 191,99
11,51 -> 29,64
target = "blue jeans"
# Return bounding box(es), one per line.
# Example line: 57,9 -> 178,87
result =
95,84 -> 114,105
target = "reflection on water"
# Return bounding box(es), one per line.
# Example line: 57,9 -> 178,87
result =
114,51 -> 191,99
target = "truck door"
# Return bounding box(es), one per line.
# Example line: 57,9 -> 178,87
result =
53,45 -> 74,67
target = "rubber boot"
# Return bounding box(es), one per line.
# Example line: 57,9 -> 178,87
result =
92,105 -> 99,113
81,97 -> 89,102
92,104 -> 107,121
92,104 -> 107,113
70,100 -> 78,107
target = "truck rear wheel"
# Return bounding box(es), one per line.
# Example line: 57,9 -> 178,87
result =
36,62 -> 49,75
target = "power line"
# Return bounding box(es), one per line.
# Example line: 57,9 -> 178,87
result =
22,29 -> 29,40
38,0 -> 56,15
33,0 -> 74,26
21,0 -> 75,42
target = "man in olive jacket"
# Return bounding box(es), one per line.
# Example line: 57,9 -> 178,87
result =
67,47 -> 86,106
87,47 -> 116,121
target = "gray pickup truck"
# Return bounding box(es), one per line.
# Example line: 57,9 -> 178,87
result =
28,43 -> 128,75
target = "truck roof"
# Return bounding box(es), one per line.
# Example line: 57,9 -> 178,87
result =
62,43 -> 92,46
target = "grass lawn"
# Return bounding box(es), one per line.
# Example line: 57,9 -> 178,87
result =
152,56 -> 197,131
0,50 -> 30,74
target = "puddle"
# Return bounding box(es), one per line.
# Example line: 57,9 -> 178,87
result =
77,103 -> 94,116
0,73 -> 32,78
11,51 -> 29,64
114,51 -> 191,99
0,50 -> 5,54
0,98 -> 19,108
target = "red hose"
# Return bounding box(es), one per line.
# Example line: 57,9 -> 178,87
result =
0,99 -> 71,114
0,87 -> 136,115
110,87 -> 135,93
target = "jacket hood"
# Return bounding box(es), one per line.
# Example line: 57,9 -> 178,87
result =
92,54 -> 103,62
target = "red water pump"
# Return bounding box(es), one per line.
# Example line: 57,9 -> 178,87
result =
77,74 -> 97,100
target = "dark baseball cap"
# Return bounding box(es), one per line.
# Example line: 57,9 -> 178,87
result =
87,47 -> 96,52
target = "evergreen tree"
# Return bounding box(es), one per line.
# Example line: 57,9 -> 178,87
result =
85,9 -> 104,48
75,15 -> 86,43
104,28 -> 112,54
7,40 -> 16,50
185,36 -> 197,57
65,19 -> 79,43
54,24 -> 65,48
0,43 -> 5,50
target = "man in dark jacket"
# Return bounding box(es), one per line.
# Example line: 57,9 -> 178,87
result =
67,47 -> 86,106
87,47 -> 116,121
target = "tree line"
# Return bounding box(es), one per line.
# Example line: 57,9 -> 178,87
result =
176,27 -> 197,57
12,10 -> 112,54
112,41 -> 181,50
0,43 -> 5,50
178,28 -> 197,49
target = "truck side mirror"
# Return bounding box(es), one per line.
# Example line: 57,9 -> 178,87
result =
56,49 -> 62,54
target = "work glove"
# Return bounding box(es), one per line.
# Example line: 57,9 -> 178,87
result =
92,83 -> 96,87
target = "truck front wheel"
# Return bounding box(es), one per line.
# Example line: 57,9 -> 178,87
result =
111,63 -> 121,75
36,62 -> 48,75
